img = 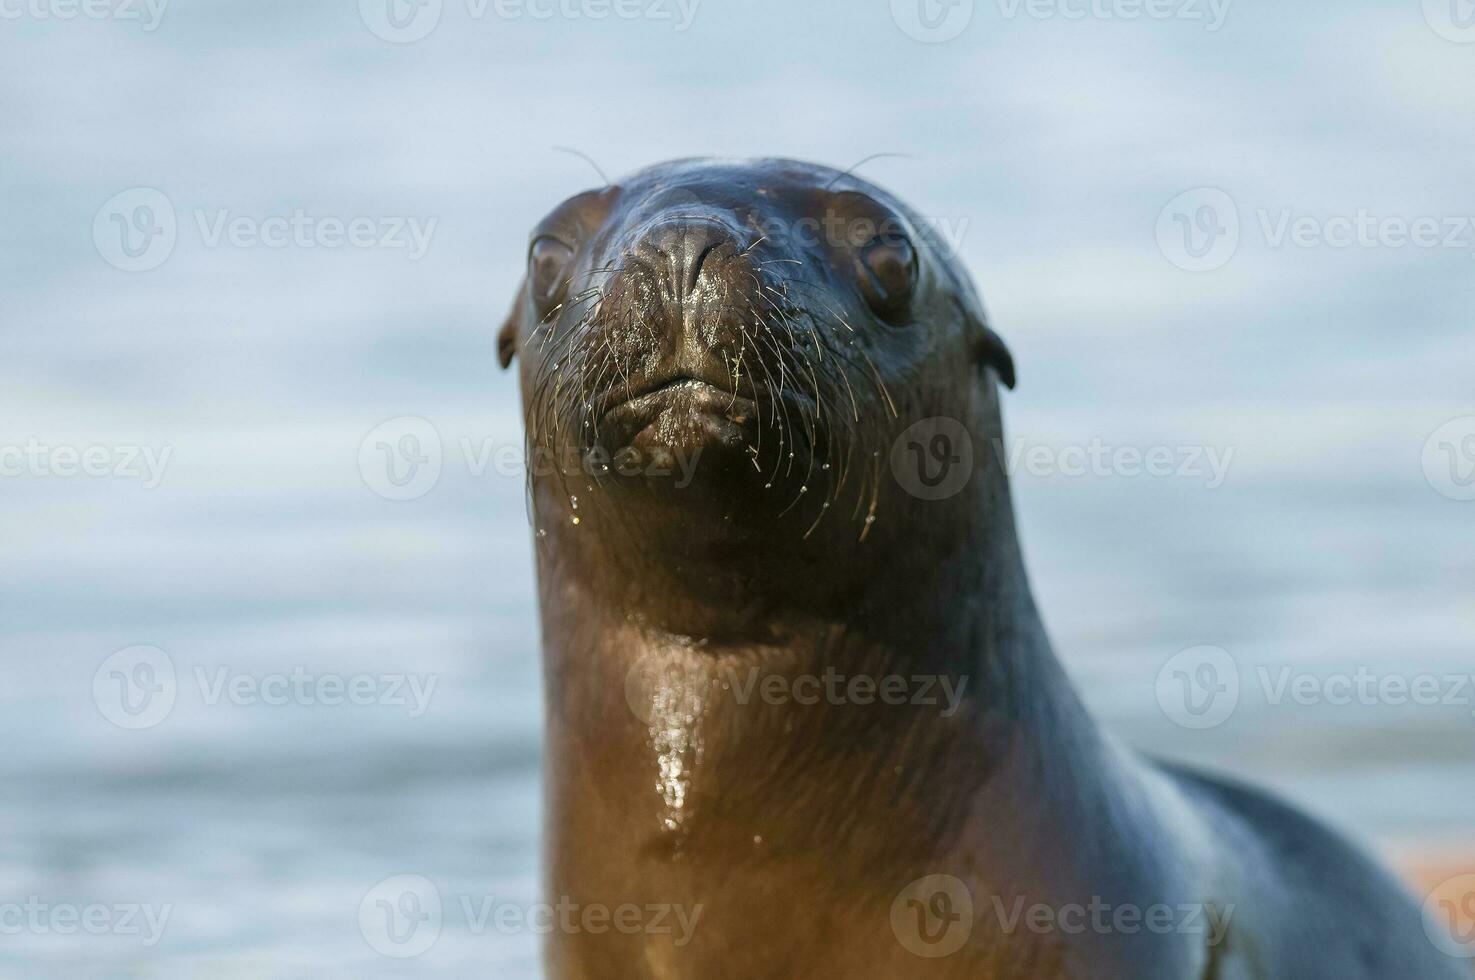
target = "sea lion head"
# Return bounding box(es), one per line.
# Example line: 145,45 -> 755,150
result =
500,158 -> 1015,612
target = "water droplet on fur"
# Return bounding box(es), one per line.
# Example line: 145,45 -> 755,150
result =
570,496 -> 579,510
799,486 -> 808,493
571,516 -> 581,526
821,463 -> 831,470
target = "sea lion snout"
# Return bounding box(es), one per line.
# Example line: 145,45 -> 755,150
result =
620,211 -> 753,299
577,208 -> 781,464
595,208 -> 769,391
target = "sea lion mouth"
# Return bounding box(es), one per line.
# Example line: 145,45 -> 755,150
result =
597,374 -> 749,417
597,375 -> 761,456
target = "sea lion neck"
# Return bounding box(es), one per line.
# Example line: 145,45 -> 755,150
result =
535,479 -> 1078,874
528,456 -> 1036,647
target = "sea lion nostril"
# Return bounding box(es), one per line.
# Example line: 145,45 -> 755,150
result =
634,216 -> 745,295
690,240 -> 724,289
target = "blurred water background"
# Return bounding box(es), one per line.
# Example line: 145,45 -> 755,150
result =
2,0 -> 1472,975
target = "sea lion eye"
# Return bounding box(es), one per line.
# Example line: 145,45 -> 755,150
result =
529,236 -> 575,306
858,234 -> 917,321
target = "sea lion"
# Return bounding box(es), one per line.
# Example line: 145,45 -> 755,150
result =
497,158 -> 1464,979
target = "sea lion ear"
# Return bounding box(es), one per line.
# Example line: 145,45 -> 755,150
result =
960,301 -> 1015,390
497,279 -> 527,370
978,323 -> 1016,390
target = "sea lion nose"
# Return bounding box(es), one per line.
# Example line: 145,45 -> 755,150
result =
632,215 -> 745,298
